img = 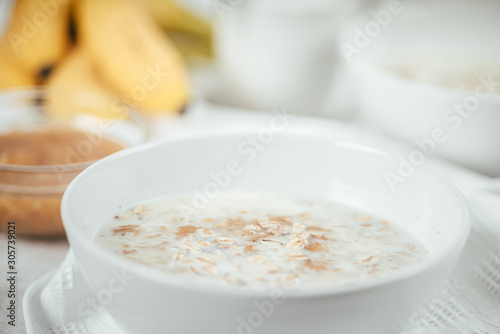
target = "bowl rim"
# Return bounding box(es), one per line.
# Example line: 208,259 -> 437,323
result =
351,60 -> 500,103
0,86 -> 151,173
61,114 -> 471,298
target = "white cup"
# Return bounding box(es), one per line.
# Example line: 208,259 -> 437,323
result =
213,0 -> 360,117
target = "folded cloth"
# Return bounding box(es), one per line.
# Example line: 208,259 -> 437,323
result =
23,249 -> 124,334
23,250 -> 123,334
400,223 -> 500,334
23,196 -> 500,334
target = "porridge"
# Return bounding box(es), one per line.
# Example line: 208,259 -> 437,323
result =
386,57 -> 500,92
95,192 -> 428,289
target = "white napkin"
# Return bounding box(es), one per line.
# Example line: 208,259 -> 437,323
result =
22,191 -> 500,334
23,250 -> 123,334
400,224 -> 500,334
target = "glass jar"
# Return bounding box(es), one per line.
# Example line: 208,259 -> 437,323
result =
0,87 -> 150,238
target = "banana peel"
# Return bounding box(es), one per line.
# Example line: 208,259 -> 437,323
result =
0,0 -> 196,115
144,0 -> 211,37
0,0 -> 71,79
47,48 -> 129,120
0,53 -> 36,89
166,30 -> 213,61
144,0 -> 213,61
75,0 -> 190,114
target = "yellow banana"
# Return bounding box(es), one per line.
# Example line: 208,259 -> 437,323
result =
144,0 -> 211,36
47,48 -> 125,119
0,52 -> 36,89
75,0 -> 189,114
0,0 -> 71,79
166,30 -> 213,61
143,0 -> 213,60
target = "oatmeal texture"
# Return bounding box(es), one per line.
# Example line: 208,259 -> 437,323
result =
95,193 -> 428,290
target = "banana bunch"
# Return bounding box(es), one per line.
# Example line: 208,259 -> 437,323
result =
0,0 -> 212,114
0,0 -> 70,88
0,52 -> 34,89
144,0 -> 213,60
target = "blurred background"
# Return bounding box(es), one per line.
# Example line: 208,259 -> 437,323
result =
1,0 -> 499,104
1,0 -> 500,197
1,0 -> 499,170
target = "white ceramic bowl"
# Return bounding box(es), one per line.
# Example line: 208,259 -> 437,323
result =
341,9 -> 500,177
61,114 -> 470,334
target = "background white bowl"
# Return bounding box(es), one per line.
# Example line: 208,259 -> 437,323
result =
342,8 -> 500,177
61,115 -> 470,334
